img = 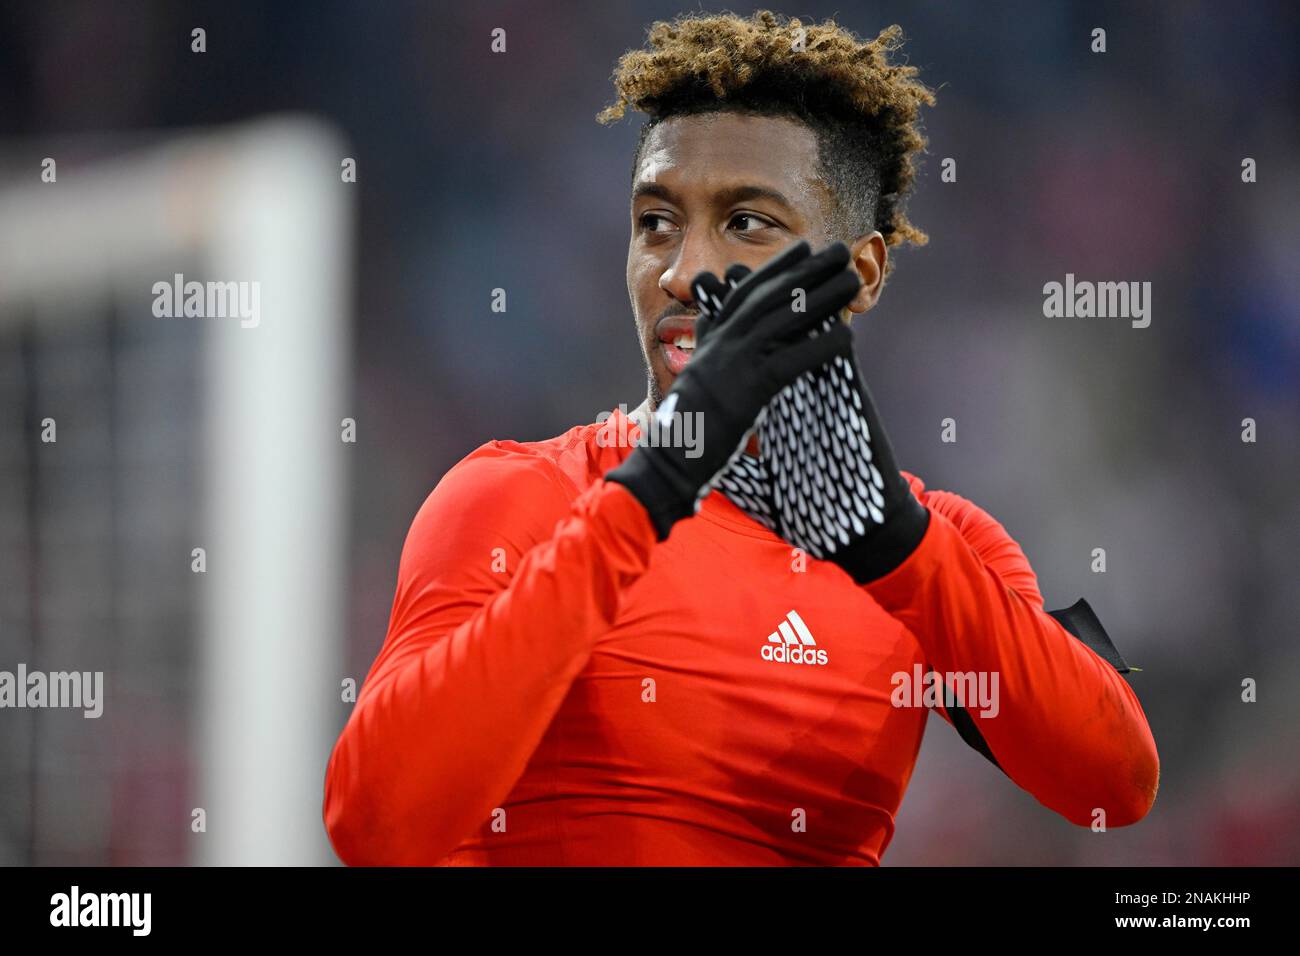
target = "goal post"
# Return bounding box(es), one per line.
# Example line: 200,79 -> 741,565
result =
0,116 -> 353,865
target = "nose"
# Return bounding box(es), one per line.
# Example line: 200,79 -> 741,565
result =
658,228 -> 721,307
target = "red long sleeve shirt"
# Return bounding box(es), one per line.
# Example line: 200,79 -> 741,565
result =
323,406 -> 1159,865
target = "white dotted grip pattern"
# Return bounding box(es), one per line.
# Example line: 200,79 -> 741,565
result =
714,316 -> 886,559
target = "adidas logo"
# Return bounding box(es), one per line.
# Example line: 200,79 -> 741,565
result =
760,610 -> 828,666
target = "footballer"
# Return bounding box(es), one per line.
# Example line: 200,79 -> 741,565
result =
323,10 -> 1159,865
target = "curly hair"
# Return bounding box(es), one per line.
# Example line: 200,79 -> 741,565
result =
598,10 -> 936,276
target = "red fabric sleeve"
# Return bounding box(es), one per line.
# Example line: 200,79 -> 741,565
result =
323,449 -> 657,865
867,474 -> 1160,828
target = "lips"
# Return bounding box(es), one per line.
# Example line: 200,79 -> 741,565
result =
656,314 -> 698,376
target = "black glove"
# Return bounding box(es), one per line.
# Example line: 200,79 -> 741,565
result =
707,266 -> 930,583
607,240 -> 860,540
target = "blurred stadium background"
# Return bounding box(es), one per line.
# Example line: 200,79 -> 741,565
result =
0,0 -> 1296,865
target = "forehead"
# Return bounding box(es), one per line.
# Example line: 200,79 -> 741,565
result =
635,112 -> 824,200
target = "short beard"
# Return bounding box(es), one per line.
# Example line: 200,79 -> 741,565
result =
646,370 -> 664,411
642,344 -> 664,411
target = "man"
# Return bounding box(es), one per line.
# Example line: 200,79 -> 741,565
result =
323,10 -> 1159,866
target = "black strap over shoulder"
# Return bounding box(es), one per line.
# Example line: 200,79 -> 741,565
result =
939,597 -> 1137,772
1046,597 -> 1133,674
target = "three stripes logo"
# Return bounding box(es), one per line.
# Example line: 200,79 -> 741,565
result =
761,610 -> 828,666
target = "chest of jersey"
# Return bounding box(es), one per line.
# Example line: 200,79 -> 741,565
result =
535,496 -> 929,856
605,500 -> 919,691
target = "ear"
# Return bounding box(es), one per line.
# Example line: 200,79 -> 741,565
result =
846,232 -> 887,315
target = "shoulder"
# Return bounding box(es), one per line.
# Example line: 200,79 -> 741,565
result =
399,418 -> 618,576
459,412 -> 631,498
900,470 -> 1045,608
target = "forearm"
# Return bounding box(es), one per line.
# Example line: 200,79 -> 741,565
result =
864,507 -> 1159,826
323,479 -> 656,865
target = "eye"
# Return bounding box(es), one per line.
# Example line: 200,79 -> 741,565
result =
638,212 -> 676,233
728,212 -> 777,233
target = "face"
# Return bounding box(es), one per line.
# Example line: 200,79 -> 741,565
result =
626,111 -> 883,407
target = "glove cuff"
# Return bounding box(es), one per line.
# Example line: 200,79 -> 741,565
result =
833,493 -> 931,584
605,448 -> 700,542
